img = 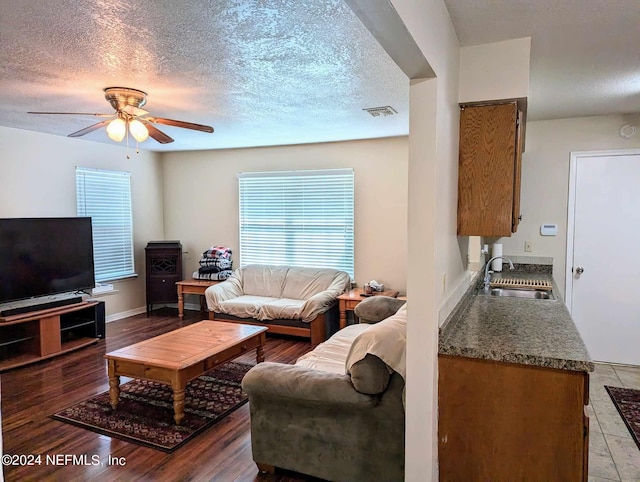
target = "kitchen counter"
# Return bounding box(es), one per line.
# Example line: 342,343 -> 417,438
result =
439,268 -> 594,372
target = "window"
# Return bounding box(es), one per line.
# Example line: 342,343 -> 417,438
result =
76,167 -> 135,282
238,169 -> 354,278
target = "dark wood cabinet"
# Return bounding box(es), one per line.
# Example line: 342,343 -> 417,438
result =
457,99 -> 526,236
145,241 -> 183,315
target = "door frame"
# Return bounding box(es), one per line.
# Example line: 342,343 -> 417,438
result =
565,148 -> 640,311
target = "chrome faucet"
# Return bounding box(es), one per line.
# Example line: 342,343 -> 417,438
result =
483,256 -> 515,291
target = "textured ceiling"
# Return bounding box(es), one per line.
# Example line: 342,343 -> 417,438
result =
444,0 -> 640,121
0,0 -> 409,151
2,1 -> 639,152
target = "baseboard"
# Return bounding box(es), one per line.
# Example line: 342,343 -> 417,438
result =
106,306 -> 146,323
105,302 -> 205,323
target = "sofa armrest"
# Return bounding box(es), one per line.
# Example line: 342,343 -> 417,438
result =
204,271 -> 244,311
300,289 -> 340,322
242,362 -> 377,408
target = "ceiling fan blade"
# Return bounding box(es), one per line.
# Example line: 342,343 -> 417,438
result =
144,123 -> 174,144
145,116 -> 214,133
68,120 -> 111,138
28,111 -> 116,117
122,105 -> 149,117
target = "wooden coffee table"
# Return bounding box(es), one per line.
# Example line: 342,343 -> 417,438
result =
104,321 -> 267,425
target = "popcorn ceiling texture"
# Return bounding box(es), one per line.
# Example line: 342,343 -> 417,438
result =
0,0 -> 408,151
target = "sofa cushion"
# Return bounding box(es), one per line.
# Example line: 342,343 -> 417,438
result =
258,298 -> 306,320
296,324 -> 370,374
219,295 -> 279,318
281,266 -> 350,300
346,306 -> 407,394
241,265 -> 289,298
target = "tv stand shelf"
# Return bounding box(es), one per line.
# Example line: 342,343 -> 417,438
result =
0,301 -> 105,372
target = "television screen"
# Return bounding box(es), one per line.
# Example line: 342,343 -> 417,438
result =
0,217 -> 95,304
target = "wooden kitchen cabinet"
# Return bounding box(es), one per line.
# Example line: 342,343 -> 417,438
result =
457,99 -> 526,236
438,355 -> 589,482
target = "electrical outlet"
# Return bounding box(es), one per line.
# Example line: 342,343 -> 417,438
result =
525,241 -> 533,252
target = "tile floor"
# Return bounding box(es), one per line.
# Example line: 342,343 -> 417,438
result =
588,362 -> 640,481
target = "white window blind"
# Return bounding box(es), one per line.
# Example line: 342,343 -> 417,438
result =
76,167 -> 135,282
238,169 -> 355,278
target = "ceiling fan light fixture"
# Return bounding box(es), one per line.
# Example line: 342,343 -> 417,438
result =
106,118 -> 126,142
129,119 -> 149,142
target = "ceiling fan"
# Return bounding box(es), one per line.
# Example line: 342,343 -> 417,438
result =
28,87 -> 214,144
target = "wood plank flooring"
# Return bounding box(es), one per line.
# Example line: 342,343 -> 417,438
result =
1,308 -> 323,482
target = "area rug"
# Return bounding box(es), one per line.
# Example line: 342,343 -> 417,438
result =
605,385 -> 640,451
52,361 -> 253,452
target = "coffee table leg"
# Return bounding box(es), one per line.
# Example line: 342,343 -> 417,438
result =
173,376 -> 187,425
107,360 -> 120,409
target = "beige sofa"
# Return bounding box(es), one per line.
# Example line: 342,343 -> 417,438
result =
242,297 -> 407,481
205,264 -> 351,345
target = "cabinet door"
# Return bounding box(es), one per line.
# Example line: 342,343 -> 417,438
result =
457,102 -> 518,236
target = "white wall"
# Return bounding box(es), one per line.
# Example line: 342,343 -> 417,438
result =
390,1 -> 461,480
496,115 -> 640,297
161,137 -> 409,293
459,38 -> 531,103
0,126 -> 165,317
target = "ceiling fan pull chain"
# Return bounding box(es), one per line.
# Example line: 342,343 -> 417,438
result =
126,124 -> 130,160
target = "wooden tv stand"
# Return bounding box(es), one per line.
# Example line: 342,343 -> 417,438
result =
0,301 -> 104,372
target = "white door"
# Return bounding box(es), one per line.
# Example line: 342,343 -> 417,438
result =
569,152 -> 640,365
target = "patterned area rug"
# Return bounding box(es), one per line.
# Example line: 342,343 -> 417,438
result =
605,386 -> 640,451
52,361 -> 253,452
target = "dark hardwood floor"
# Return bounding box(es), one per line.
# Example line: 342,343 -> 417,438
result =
0,308 -> 323,482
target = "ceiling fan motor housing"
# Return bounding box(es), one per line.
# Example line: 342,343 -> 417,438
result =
104,87 -> 147,112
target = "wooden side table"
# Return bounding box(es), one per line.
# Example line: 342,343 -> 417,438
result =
337,288 -> 400,329
176,279 -> 221,320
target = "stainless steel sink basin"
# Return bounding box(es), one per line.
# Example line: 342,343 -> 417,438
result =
488,288 -> 554,299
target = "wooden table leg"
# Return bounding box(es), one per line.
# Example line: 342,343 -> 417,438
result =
339,300 -> 347,329
177,286 -> 184,320
107,360 -> 121,409
173,379 -> 187,425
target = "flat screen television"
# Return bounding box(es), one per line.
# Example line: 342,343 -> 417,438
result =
0,217 -> 95,304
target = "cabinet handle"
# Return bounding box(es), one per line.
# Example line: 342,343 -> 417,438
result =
162,279 -> 166,283
575,267 -> 584,274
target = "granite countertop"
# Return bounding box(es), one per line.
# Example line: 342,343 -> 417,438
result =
439,267 -> 594,373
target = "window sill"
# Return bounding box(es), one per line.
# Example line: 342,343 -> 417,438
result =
91,283 -> 119,297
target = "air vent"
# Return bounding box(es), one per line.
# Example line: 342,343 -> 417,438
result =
363,106 -> 397,117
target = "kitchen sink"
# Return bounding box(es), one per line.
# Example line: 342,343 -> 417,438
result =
488,288 -> 554,300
